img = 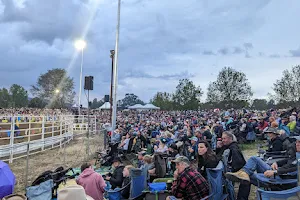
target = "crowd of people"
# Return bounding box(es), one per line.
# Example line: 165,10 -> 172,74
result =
2,107 -> 300,199
72,107 -> 300,200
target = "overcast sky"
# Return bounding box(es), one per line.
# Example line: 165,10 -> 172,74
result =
0,0 -> 299,106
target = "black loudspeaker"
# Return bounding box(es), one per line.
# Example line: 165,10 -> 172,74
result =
84,76 -> 94,90
104,95 -> 109,102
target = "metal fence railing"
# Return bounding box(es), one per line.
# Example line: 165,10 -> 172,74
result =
0,115 -> 108,193
0,115 -> 99,163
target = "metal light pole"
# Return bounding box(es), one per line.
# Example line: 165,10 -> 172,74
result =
110,50 -> 115,123
74,39 -> 87,115
111,0 -> 121,130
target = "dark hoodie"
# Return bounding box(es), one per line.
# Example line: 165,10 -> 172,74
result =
110,165 -> 125,189
267,136 -> 283,152
227,142 -> 246,172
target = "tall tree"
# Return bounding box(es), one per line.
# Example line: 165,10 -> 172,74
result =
151,92 -> 174,110
0,88 -> 10,108
28,97 -> 47,108
251,99 -> 268,110
172,79 -> 203,110
31,68 -> 76,108
206,67 -> 253,106
10,84 -> 28,108
118,93 -> 144,108
273,65 -> 300,103
90,98 -> 104,109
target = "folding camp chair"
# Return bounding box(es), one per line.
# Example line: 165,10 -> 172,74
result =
106,168 -> 146,200
254,173 -> 297,191
257,186 -> 300,200
204,161 -> 228,200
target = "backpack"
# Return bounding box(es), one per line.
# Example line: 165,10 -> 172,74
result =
153,153 -> 166,178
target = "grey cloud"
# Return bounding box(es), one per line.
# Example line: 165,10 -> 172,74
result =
122,70 -> 194,80
233,47 -> 244,54
244,42 -> 253,50
289,47 -> 300,57
269,54 -> 280,58
202,50 -> 215,55
258,52 -> 265,57
218,47 -> 230,55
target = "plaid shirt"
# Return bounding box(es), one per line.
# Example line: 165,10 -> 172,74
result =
172,167 -> 209,200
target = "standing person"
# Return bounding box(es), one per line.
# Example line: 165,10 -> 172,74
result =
167,156 -> 209,200
104,158 -> 124,189
76,163 -> 106,200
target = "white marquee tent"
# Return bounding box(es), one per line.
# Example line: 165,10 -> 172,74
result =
128,103 -> 160,110
99,102 -> 111,110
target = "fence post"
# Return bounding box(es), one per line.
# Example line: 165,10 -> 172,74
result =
94,116 -> 97,134
9,116 -> 15,163
25,143 -> 30,189
52,115 -> 54,148
28,119 -> 31,143
60,116 -> 63,148
41,116 -> 45,151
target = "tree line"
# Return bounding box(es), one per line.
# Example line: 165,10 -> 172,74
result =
1,65 -> 300,110
151,65 -> 300,110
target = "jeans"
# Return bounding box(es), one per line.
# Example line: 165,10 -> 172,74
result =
243,156 -> 272,176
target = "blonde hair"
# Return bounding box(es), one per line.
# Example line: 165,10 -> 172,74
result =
125,165 -> 135,171
143,155 -> 153,164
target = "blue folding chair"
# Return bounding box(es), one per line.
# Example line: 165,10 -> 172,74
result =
253,173 -> 297,191
257,186 -> 300,200
204,161 -> 228,200
106,168 -> 146,200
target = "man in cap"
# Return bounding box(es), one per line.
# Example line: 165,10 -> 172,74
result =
167,156 -> 209,200
264,127 -> 283,152
105,157 -> 124,189
226,136 -> 300,200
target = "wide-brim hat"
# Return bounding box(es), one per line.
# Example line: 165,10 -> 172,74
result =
264,127 -> 280,135
58,185 -> 94,200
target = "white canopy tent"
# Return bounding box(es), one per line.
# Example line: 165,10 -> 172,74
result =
143,103 -> 160,110
128,104 -> 144,109
128,103 -> 160,110
99,102 -> 111,110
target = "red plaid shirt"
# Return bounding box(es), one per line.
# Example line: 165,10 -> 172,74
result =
172,167 -> 209,200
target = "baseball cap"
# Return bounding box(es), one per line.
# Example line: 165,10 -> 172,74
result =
172,156 -> 190,165
189,136 -> 198,142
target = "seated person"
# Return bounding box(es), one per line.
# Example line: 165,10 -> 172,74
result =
137,151 -> 146,168
225,137 -> 300,200
197,140 -> 218,178
188,136 -> 198,161
121,165 -> 135,199
119,133 -> 130,151
154,138 -> 168,153
265,127 -> 283,152
76,162 -> 106,200
142,155 -> 155,181
104,157 -> 124,189
167,156 -> 209,200
111,129 -> 121,144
